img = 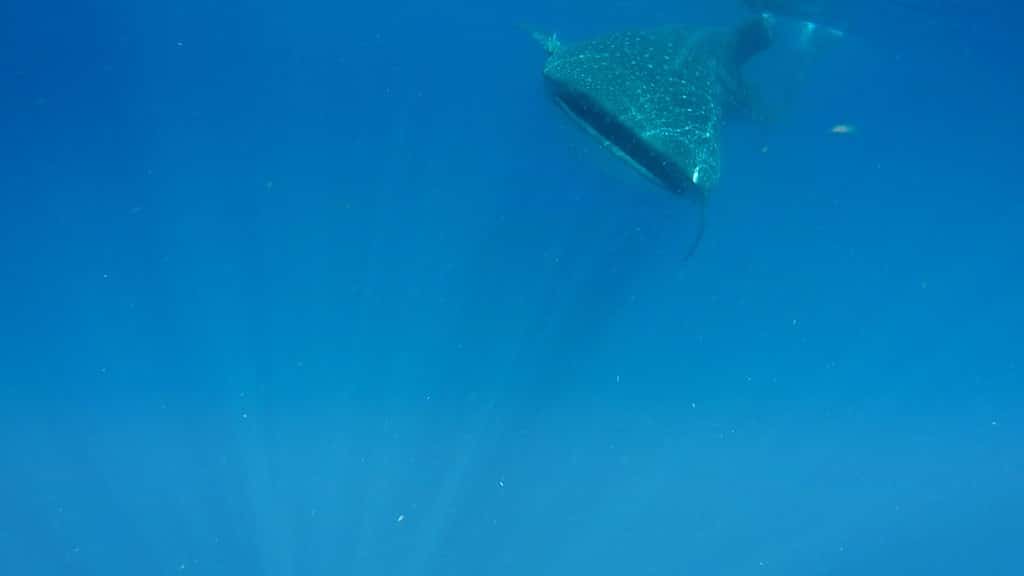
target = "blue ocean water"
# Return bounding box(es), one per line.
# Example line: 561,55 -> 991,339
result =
1,1 -> 1020,574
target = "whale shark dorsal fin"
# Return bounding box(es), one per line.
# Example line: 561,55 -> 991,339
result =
518,23 -> 562,55
535,31 -> 562,55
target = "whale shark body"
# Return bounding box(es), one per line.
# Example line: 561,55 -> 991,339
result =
532,17 -> 777,257
531,11 -> 843,257
536,17 -> 773,197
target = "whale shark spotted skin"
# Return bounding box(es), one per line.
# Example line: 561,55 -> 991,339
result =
538,17 -> 773,196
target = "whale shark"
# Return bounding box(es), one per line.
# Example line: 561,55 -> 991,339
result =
534,16 -> 774,196
530,16 -> 776,257
530,12 -> 844,257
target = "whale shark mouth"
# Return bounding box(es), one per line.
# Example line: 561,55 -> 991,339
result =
552,95 -> 665,187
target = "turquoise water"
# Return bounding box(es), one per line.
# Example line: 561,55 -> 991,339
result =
1,1 -> 1020,574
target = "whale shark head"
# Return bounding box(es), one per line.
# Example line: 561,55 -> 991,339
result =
537,17 -> 774,196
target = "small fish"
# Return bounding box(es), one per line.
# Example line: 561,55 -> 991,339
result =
830,123 -> 856,134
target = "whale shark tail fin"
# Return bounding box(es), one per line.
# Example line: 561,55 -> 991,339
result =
730,2 -> 845,128
732,13 -> 776,67
777,14 -> 844,55
740,1 -> 845,54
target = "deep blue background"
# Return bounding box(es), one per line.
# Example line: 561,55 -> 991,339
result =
1,1 -> 1021,574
